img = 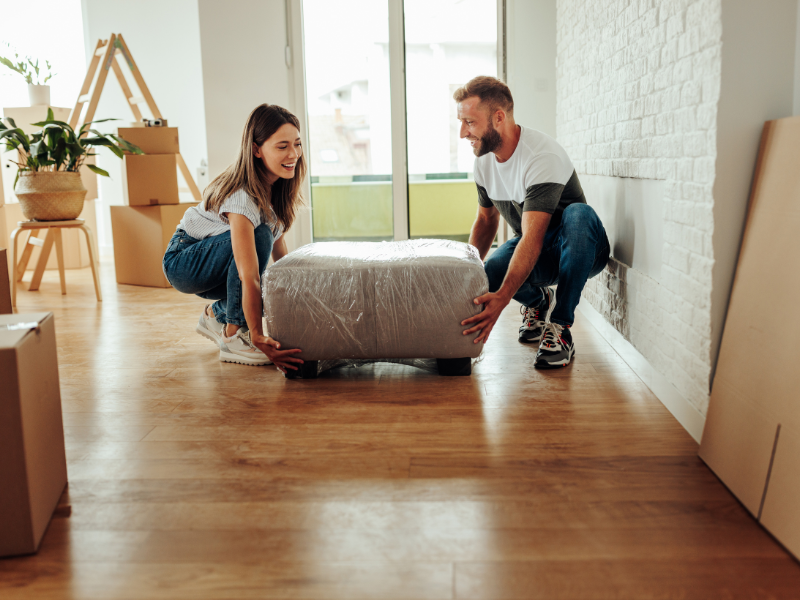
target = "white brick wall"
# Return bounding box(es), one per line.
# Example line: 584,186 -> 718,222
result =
557,0 -> 722,414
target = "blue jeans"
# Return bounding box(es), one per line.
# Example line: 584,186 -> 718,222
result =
485,203 -> 610,327
162,225 -> 274,326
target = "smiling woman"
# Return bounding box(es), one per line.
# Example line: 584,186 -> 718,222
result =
162,104 -> 307,373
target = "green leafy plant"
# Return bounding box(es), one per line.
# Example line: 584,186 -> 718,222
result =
0,108 -> 143,186
0,43 -> 55,85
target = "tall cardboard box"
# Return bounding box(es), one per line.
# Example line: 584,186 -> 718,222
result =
122,154 -> 180,206
0,248 -> 11,314
110,203 -> 197,288
699,116 -> 800,560
117,127 -> 180,154
0,312 -> 67,557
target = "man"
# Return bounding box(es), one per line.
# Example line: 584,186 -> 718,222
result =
458,76 -> 610,368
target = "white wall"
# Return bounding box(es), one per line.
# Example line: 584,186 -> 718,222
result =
556,0 -> 798,417
0,0 -> 86,110
81,0 -> 302,252
710,0 -> 797,384
796,0 -> 800,115
197,0 -> 293,179
506,0 -> 556,137
81,0 -> 207,251
558,0 -> 722,414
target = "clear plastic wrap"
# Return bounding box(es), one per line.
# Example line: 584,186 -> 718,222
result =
263,239 -> 489,376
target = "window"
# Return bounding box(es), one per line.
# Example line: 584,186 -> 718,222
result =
404,0 -> 497,241
302,0 -> 394,241
301,0 -> 499,243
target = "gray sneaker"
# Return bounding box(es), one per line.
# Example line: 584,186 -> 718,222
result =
219,328 -> 273,366
196,304 -> 225,345
519,287 -> 554,344
535,322 -> 575,368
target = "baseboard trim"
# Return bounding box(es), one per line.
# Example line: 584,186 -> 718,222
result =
577,302 -> 706,444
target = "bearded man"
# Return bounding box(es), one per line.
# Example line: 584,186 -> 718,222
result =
458,76 -> 610,368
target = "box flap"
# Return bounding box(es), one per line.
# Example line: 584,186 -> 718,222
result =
0,313 -> 51,349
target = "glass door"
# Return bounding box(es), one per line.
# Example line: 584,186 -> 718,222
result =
302,0 -> 394,241
404,0 -> 497,242
302,0 -> 498,242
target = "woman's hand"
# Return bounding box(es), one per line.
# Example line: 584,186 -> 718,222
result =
252,334 -> 304,373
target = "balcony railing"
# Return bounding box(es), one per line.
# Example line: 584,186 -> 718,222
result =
310,173 -> 477,242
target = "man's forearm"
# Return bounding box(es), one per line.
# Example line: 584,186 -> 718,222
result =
497,233 -> 542,300
469,216 -> 499,260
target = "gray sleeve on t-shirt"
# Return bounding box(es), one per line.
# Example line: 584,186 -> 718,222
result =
218,189 -> 263,229
522,182 -> 565,214
477,184 -> 493,208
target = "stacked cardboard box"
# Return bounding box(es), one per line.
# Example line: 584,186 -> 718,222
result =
118,127 -> 180,206
0,312 -> 67,557
111,202 -> 197,288
113,127 -> 195,287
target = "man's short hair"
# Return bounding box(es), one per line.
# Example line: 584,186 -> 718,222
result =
453,76 -> 514,116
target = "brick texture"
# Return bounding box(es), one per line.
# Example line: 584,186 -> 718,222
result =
557,0 -> 721,414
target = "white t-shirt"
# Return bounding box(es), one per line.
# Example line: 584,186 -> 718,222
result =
474,126 -> 585,235
178,188 -> 284,240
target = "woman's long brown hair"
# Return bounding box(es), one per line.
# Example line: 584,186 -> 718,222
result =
203,104 -> 306,231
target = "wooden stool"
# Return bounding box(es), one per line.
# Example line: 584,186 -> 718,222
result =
10,219 -> 102,307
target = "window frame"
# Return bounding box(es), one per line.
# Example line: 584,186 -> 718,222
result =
287,0 -> 507,247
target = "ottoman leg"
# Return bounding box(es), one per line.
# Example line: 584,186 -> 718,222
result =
284,360 -> 319,380
436,357 -> 472,376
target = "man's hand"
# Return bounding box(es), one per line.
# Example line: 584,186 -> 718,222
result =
252,334 -> 304,373
461,290 -> 512,344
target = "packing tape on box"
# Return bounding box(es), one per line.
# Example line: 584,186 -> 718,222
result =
2,322 -> 40,332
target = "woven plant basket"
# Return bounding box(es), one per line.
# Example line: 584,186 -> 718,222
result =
15,171 -> 87,221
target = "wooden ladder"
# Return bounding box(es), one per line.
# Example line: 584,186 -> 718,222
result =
69,34 -> 201,201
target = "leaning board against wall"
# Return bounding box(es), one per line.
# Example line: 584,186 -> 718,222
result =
699,116 -> 800,559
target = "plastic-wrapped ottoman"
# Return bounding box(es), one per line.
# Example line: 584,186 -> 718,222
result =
263,239 -> 489,378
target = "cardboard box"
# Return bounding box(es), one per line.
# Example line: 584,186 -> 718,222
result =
0,248 -> 11,314
117,127 -> 180,154
110,203 -> 197,288
122,154 -> 180,206
0,312 -> 67,557
699,116 -> 800,560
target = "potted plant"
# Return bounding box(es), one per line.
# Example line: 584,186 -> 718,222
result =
0,44 -> 55,106
0,109 -> 143,221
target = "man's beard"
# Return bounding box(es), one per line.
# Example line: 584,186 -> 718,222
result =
473,123 -> 502,157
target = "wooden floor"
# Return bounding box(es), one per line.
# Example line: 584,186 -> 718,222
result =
3,261 -> 800,599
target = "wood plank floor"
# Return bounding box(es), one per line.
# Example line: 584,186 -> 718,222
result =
3,261 -> 799,599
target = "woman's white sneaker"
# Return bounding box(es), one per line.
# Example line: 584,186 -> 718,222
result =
196,305 -> 225,345
219,328 -> 273,366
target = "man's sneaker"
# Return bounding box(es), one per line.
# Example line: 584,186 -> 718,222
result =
535,322 -> 575,368
196,304 -> 225,345
219,328 -> 273,366
518,287 -> 554,344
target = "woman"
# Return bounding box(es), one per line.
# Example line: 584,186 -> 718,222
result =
163,104 -> 304,373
